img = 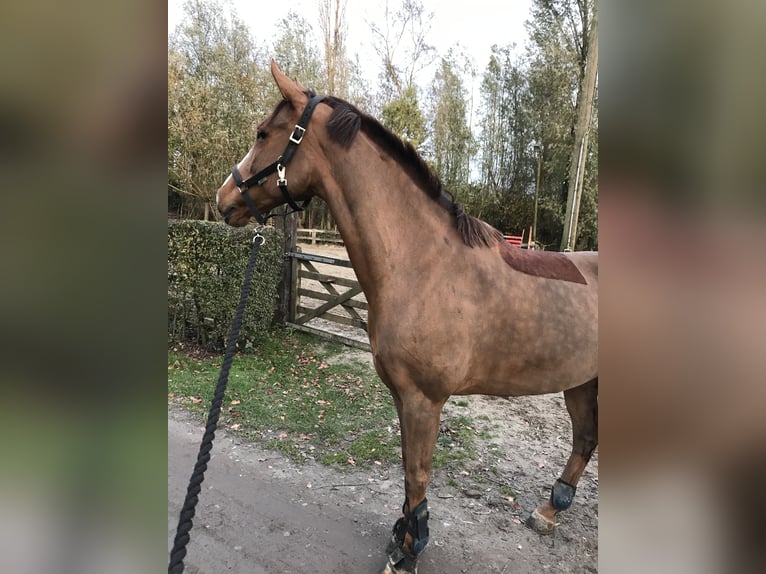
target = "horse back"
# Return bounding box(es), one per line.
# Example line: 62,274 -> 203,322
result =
499,243 -> 597,286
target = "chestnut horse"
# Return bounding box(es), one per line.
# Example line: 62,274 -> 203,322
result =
217,61 -> 598,574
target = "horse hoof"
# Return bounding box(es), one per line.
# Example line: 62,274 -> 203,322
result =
381,545 -> 419,574
380,558 -> 417,574
526,508 -> 557,534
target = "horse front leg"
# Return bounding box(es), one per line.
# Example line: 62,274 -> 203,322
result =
382,392 -> 444,574
528,378 -> 598,534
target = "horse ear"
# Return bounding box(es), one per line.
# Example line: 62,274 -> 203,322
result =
270,60 -> 305,104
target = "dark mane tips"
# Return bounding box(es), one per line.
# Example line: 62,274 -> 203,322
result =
325,97 -> 361,149
451,203 -> 504,248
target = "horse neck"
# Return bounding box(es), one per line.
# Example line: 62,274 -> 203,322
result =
316,137 -> 452,299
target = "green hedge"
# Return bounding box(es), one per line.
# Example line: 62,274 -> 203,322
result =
168,220 -> 284,351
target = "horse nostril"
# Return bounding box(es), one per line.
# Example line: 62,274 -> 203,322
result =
221,204 -> 235,218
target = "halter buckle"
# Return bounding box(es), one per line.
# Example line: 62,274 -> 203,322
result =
289,124 -> 306,144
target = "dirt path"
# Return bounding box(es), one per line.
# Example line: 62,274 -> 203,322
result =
168,242 -> 597,573
169,392 -> 597,574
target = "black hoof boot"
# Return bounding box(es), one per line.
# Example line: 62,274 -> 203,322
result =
551,478 -> 577,511
382,499 -> 430,574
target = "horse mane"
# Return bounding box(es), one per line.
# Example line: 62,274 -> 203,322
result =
321,95 -> 502,248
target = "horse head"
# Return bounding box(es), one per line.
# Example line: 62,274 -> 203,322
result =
216,60 -> 323,226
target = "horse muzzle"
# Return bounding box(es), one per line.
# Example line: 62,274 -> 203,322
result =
218,202 -> 253,227
220,203 -> 236,224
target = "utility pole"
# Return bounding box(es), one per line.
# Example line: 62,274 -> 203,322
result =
532,143 -> 543,248
561,0 -> 598,252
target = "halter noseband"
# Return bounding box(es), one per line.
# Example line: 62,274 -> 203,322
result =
231,95 -> 324,224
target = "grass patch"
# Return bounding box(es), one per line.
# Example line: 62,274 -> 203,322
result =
477,428 -> 494,440
433,415 -> 477,469
169,330 -> 495,474
168,330 -> 399,467
499,485 -> 516,498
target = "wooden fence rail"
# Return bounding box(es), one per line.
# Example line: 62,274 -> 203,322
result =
285,251 -> 370,351
296,228 -> 343,245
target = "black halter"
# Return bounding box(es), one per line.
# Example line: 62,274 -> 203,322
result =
231,95 -> 324,224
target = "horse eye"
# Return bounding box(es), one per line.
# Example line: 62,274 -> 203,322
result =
256,130 -> 268,141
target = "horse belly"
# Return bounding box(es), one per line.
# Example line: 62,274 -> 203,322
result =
461,288 -> 598,396
371,311 -> 594,400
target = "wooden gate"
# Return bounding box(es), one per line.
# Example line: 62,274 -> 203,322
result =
284,251 -> 370,351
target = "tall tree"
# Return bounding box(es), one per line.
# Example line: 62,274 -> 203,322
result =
381,85 -> 426,147
428,49 -> 476,192
369,0 -> 436,98
369,0 -> 434,147
479,46 -> 534,195
168,0 -> 270,219
273,10 -> 324,91
475,45 -> 536,232
318,0 -> 350,98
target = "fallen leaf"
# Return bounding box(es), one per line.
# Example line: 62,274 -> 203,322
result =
231,400 -> 241,405
230,423 -> 241,430
168,393 -> 175,398
347,457 -> 356,465
190,397 -> 202,404
278,433 -> 288,439
512,517 -> 521,524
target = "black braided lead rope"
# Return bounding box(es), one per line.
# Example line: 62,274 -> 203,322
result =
168,233 -> 265,574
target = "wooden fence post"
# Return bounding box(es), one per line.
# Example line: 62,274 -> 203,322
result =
288,222 -> 299,323
275,208 -> 298,325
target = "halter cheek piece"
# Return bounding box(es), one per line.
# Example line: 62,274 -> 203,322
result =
231,95 -> 324,224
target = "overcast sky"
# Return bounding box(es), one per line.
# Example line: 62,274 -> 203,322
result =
168,0 -> 532,91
